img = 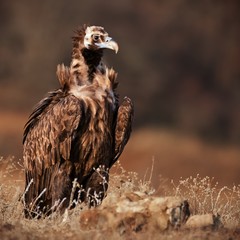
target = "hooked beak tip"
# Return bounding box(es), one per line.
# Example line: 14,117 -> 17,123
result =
108,40 -> 119,54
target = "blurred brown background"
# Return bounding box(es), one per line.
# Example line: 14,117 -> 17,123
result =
0,0 -> 240,187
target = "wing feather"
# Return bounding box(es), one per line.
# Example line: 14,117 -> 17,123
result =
23,63 -> 70,144
23,95 -> 82,213
56,63 -> 71,90
23,89 -> 65,144
24,95 -> 82,171
112,96 -> 134,166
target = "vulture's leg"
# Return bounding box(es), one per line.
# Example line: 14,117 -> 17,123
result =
51,161 -> 74,213
83,165 -> 109,207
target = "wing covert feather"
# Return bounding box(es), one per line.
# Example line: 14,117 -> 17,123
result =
23,89 -> 65,144
23,95 -> 82,175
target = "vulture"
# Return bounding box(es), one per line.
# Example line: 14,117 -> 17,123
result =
23,25 -> 133,218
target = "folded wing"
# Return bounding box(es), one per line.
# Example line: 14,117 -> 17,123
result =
112,97 -> 134,166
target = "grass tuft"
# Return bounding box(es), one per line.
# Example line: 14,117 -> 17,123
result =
170,174 -> 240,227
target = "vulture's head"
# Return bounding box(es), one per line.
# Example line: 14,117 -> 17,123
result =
72,25 -> 118,54
83,26 -> 118,53
70,25 -> 118,82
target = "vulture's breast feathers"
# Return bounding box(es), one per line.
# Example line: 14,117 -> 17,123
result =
69,68 -> 118,109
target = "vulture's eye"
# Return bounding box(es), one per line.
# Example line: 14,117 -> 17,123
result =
93,34 -> 100,42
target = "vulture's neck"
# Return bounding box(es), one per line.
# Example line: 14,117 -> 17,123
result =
82,48 -> 103,81
70,42 -> 103,86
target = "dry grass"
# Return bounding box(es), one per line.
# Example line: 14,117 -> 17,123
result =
170,175 -> 240,228
0,157 -> 240,240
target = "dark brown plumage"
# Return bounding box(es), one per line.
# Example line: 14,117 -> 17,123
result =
23,25 -> 133,218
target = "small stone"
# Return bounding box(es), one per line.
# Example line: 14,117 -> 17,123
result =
185,214 -> 223,229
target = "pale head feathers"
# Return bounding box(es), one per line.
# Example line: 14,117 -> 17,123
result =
83,26 -> 119,53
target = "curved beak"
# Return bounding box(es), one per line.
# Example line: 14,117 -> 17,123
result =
96,37 -> 119,53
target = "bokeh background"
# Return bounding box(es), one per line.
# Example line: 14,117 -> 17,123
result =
1,0 -> 240,187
